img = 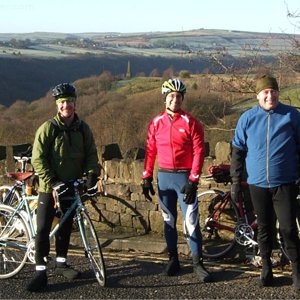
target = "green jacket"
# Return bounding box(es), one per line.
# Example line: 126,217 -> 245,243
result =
32,113 -> 100,193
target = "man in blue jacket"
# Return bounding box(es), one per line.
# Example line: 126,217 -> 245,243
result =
230,75 -> 300,291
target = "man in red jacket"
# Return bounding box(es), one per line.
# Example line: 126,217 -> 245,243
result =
141,78 -> 211,282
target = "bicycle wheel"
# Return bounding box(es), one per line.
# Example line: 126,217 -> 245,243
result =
77,209 -> 106,286
0,186 -> 21,207
198,189 -> 239,259
0,204 -> 30,278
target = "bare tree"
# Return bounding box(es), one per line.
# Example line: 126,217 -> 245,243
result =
285,0 -> 300,31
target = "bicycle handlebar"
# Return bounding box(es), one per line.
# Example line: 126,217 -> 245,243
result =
13,155 -> 34,173
14,156 -> 31,162
55,178 -> 97,201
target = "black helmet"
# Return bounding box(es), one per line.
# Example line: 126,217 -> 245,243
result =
52,83 -> 76,99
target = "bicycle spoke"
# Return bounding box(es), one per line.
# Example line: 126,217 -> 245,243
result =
0,205 -> 30,278
0,186 -> 21,207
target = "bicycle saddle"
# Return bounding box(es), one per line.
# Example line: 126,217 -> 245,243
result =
7,172 -> 34,181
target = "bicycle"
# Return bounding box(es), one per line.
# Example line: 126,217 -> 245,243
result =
0,175 -> 106,286
198,164 -> 300,264
198,164 -> 259,260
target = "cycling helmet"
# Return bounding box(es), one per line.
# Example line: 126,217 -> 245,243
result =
162,79 -> 187,95
52,83 -> 76,99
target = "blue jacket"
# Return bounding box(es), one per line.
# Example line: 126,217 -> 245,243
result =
232,103 -> 300,188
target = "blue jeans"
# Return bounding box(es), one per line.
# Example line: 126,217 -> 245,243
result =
157,171 -> 202,256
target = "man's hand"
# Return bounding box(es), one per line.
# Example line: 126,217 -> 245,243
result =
52,181 -> 69,196
181,180 -> 198,204
141,177 -> 155,201
86,173 -> 98,197
230,182 -> 241,203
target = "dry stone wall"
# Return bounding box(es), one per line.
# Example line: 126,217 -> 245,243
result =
0,141 -> 232,236
91,141 -> 232,236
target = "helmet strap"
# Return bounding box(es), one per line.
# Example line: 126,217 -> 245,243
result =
58,112 -> 75,126
165,92 -> 183,115
166,107 -> 178,115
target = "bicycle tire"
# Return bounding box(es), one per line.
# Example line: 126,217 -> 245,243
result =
198,189 -> 239,259
77,209 -> 106,287
0,204 -> 30,278
0,185 -> 21,207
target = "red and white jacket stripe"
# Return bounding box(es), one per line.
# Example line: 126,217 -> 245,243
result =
143,110 -> 205,182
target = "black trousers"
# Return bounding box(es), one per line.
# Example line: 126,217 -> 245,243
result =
249,183 -> 300,263
35,192 -> 76,266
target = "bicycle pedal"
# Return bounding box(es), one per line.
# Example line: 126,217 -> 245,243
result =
204,225 -> 213,234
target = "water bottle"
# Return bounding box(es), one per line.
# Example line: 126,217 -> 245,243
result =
26,184 -> 32,196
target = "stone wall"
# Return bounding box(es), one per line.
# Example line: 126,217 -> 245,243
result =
0,141 -> 233,236
90,141 -> 232,236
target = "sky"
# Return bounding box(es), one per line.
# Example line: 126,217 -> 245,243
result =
0,0 -> 299,34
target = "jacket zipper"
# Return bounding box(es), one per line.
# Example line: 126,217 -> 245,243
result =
266,113 -> 270,186
169,116 -> 175,169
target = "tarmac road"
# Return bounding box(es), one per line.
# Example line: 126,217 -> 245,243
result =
1,248 -> 299,299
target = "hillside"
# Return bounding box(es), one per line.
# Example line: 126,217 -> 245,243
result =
0,28 -> 299,106
0,55 -> 213,106
0,74 -> 299,157
0,29 -> 296,58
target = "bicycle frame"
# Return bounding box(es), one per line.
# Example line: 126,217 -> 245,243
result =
0,180 -> 84,250
49,193 -> 83,239
199,185 -> 259,259
206,192 -> 236,233
205,185 -> 257,247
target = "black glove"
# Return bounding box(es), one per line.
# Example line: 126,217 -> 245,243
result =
86,173 -> 98,197
141,177 -> 155,201
52,181 -> 69,196
230,181 -> 241,203
181,180 -> 198,204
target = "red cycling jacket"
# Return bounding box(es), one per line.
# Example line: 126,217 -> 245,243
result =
143,109 -> 205,182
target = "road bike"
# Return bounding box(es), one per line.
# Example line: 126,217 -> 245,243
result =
0,174 -> 106,286
198,164 -> 300,263
199,186 -> 258,259
198,164 -> 259,260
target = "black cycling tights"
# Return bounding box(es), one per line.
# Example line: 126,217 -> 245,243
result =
249,183 -> 300,263
35,192 -> 76,266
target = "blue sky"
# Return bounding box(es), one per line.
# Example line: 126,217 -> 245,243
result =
0,0 -> 299,34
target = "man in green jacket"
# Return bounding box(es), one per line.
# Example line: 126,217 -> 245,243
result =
27,83 -> 100,292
